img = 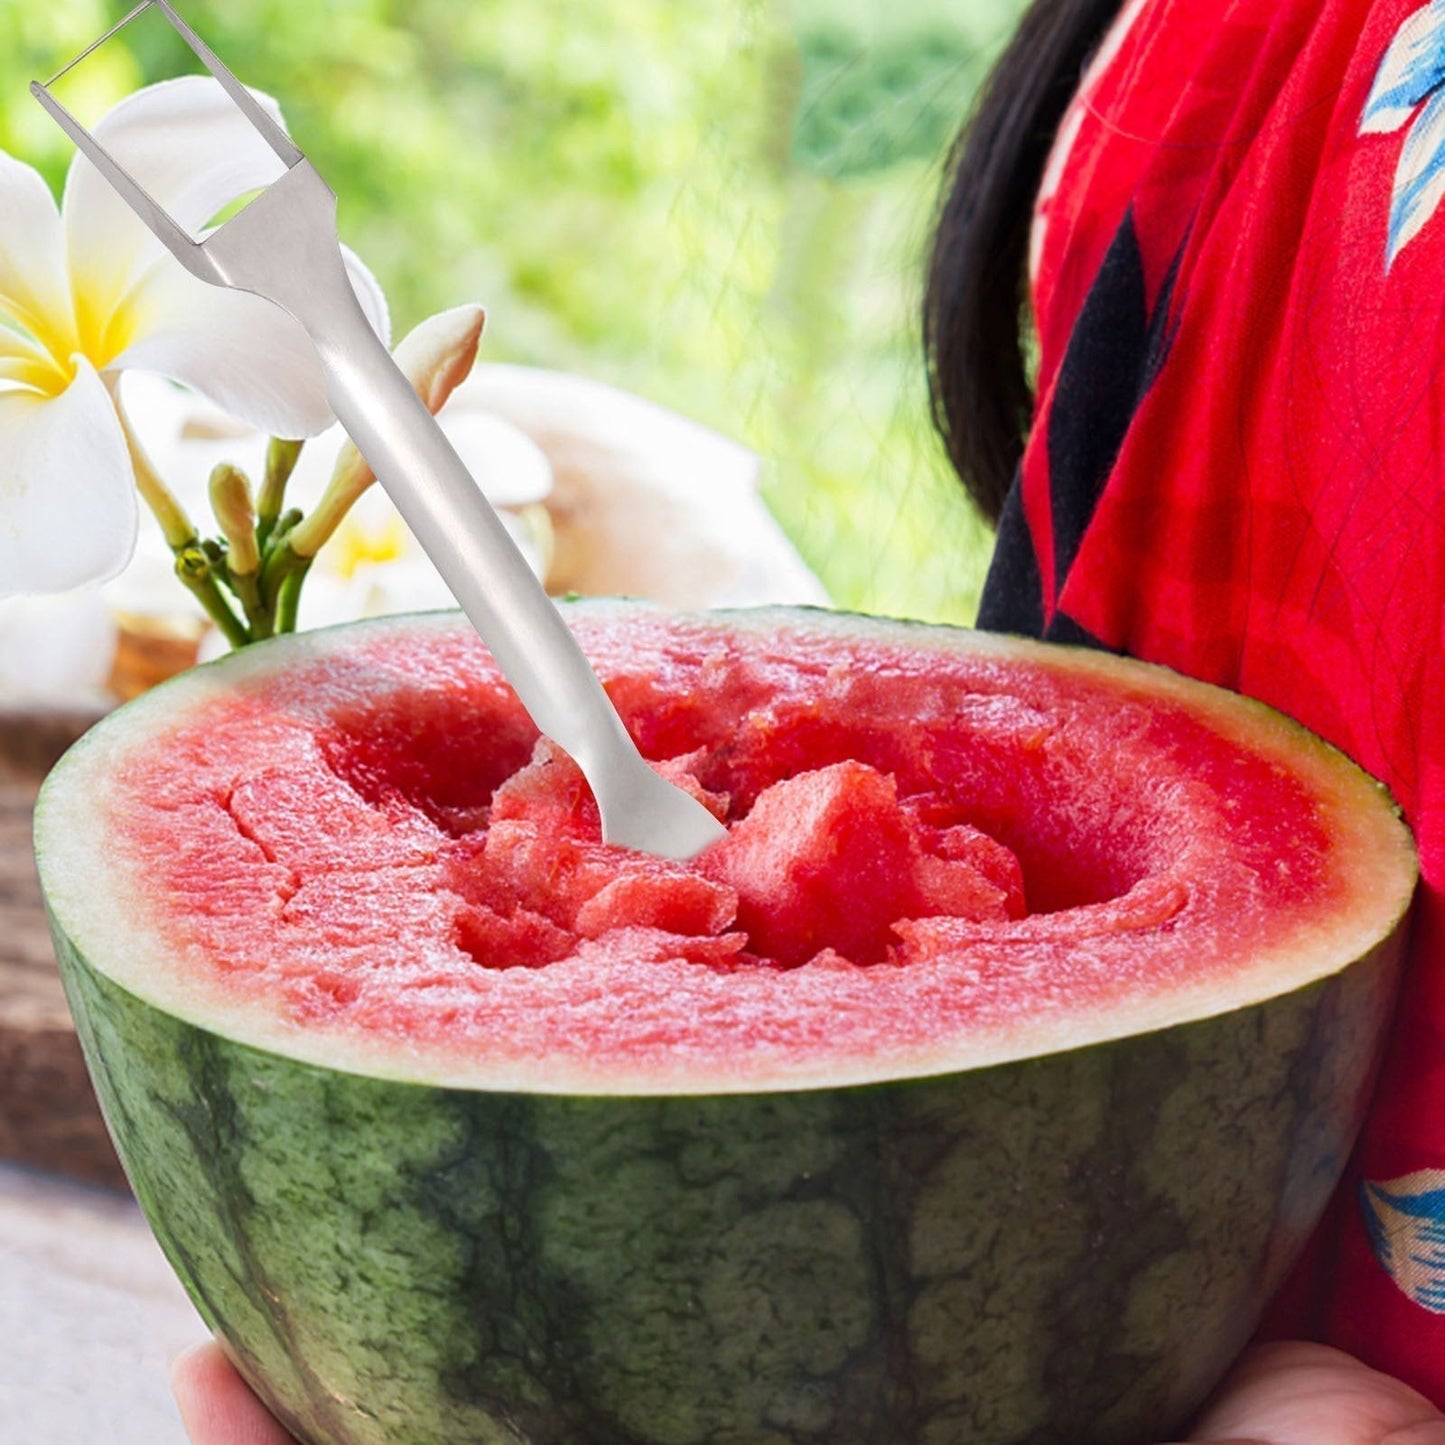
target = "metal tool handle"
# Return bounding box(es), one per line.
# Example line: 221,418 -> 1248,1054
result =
327,300 -> 640,761
204,166 -> 711,844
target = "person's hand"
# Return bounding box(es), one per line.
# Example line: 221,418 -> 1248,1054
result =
171,1341 -> 297,1445
1182,1342 -> 1445,1444
172,1337 -> 1445,1445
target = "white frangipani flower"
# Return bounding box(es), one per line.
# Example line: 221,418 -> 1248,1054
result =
0,77 -> 387,600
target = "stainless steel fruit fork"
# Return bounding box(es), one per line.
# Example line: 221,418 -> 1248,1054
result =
33,0 -> 726,861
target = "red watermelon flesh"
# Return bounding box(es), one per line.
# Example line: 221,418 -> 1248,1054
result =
697,759 -> 1020,967
66,607 -> 1404,1093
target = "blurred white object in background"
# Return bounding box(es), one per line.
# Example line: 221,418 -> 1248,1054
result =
0,591 -> 117,707
460,363 -> 829,610
0,1162 -> 197,1445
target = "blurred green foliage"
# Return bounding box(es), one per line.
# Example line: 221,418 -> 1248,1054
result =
0,0 -> 1020,623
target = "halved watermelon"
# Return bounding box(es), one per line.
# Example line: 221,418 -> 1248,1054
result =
35,604 -> 1415,1445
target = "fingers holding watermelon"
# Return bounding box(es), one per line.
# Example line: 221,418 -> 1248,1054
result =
1176,1342 -> 1445,1445
172,1341 -> 298,1445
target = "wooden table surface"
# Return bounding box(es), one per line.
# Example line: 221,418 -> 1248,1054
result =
0,707 -> 127,1190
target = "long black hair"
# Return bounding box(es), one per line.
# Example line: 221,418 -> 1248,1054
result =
924,0 -> 1129,524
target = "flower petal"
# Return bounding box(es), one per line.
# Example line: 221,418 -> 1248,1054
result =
300,553 -> 461,631
455,364 -> 830,608
0,327 -> 70,393
109,261 -> 334,437
341,244 -> 391,349
64,77 -> 291,314
65,78 -> 390,359
108,239 -> 388,439
0,360 -> 137,597
0,153 -> 73,340
106,241 -> 388,442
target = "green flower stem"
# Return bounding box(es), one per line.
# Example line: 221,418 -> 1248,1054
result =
226,564 -> 272,641
274,559 -> 312,634
111,388 -> 199,551
257,520 -> 312,636
258,439 -> 304,543
175,548 -> 251,650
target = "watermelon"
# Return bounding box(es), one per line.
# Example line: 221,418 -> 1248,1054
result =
34,604 -> 1415,1445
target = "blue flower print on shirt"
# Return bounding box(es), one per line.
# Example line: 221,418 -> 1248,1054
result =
1361,0 -> 1445,268
1361,1170 -> 1445,1312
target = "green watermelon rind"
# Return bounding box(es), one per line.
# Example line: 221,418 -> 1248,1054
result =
52,908 -> 1404,1445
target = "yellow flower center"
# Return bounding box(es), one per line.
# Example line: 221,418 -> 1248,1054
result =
0,276 -> 142,399
330,512 -> 409,579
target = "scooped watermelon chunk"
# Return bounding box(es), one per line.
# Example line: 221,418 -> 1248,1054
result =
455,736 -> 739,942
699,760 -> 1021,966
901,790 -> 1028,916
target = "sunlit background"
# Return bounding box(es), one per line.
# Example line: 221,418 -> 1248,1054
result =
0,0 -> 1022,624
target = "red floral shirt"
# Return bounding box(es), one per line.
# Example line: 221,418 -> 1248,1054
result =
979,0 -> 1445,1403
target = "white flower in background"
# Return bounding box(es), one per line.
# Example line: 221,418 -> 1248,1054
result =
293,407 -> 555,632
0,76 -> 387,599
458,364 -> 830,610
0,78 -> 388,700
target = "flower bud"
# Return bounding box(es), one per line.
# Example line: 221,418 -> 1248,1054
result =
395,304 -> 487,414
290,305 -> 487,559
258,438 -> 304,532
175,546 -> 211,583
208,463 -> 260,577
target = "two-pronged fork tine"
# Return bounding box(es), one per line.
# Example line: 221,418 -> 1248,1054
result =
37,0 -> 298,161
32,0 -> 298,280
32,2 -> 729,862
